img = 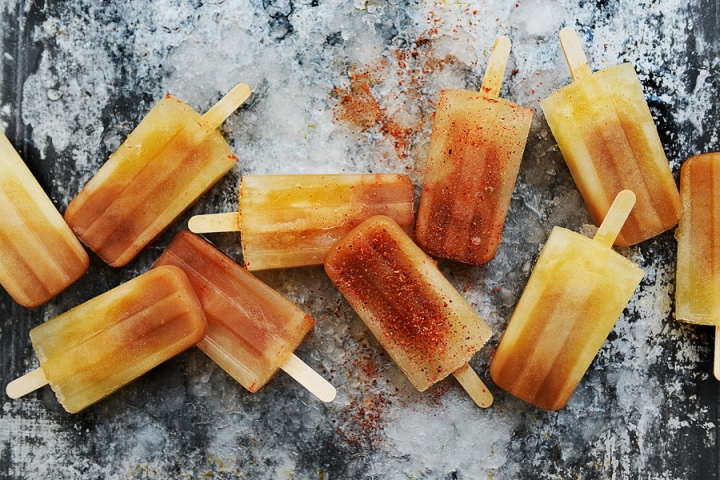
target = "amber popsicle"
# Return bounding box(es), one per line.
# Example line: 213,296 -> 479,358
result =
154,231 -> 335,402
675,153 -> 720,379
490,191 -> 644,410
65,84 -> 251,267
189,173 -> 414,271
7,266 -> 207,413
0,131 -> 89,307
325,215 -> 493,408
415,36 -> 533,265
540,28 -> 681,246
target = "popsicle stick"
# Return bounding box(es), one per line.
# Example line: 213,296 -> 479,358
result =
452,363 -> 493,408
715,327 -> 720,381
202,83 -> 253,130
480,36 -> 511,99
280,354 -> 336,403
559,27 -> 592,81
6,367 -> 48,399
188,212 -> 241,233
593,190 -> 636,248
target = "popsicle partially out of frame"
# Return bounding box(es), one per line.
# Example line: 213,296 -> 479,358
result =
490,190 -> 644,410
540,28 -> 682,247
7,266 -> 208,413
325,215 -> 493,408
0,131 -> 89,308
154,231 -> 336,402
65,83 -> 252,267
675,153 -> 720,380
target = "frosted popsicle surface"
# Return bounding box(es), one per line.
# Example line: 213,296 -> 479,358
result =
30,265 -> 207,413
416,89 -> 533,265
154,231 -> 315,392
65,95 -> 238,267
676,153 -> 720,325
240,174 -> 414,270
324,215 -> 492,392
540,63 -> 682,247
489,226 -> 644,410
0,132 -> 89,308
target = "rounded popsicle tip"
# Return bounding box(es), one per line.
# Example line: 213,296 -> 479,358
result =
480,36 -> 513,98
281,354 -> 337,403
188,212 -> 241,233
316,383 -> 337,403
558,26 -> 592,81
202,83 -> 253,130
492,35 -> 511,51
559,26 -> 577,37
453,363 -> 493,409
6,367 -> 48,399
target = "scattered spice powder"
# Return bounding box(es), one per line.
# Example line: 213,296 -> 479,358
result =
331,31 -> 456,161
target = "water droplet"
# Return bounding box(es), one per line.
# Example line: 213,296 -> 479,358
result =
46,89 -> 62,101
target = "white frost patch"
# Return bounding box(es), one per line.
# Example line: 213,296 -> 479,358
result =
381,393 -> 516,477
673,68 -> 712,141
22,16 -> 112,160
511,0 -> 567,39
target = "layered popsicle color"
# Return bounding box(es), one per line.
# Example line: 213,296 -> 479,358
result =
238,174 -> 414,270
540,31 -> 682,247
0,131 -> 89,308
65,90 -> 245,267
325,215 -> 492,392
28,266 -> 207,413
490,191 -> 644,410
153,231 -> 315,392
416,37 -> 533,265
676,153 -> 720,325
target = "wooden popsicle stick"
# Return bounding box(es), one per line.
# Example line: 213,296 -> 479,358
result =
202,83 -> 252,130
188,212 -> 241,233
559,27 -> 592,81
280,353 -> 336,403
714,326 -> 720,381
593,190 -> 636,248
480,36 -> 512,99
452,363 -> 493,408
6,367 -> 48,399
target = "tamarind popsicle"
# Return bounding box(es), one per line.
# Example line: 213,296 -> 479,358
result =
153,231 -> 335,402
0,131 -> 89,307
325,215 -> 493,408
416,36 -> 533,265
675,153 -> 720,380
490,190 -> 644,410
540,28 -> 681,246
6,266 -> 207,413
189,173 -> 414,271
65,84 -> 251,267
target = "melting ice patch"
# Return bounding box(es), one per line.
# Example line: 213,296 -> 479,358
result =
510,0 -> 567,40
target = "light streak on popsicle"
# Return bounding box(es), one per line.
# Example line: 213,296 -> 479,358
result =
65,83 -> 252,267
416,36 -> 533,265
540,28 -> 682,247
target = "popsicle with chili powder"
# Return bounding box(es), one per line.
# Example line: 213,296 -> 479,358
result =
325,215 -> 493,408
416,36 -> 533,265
